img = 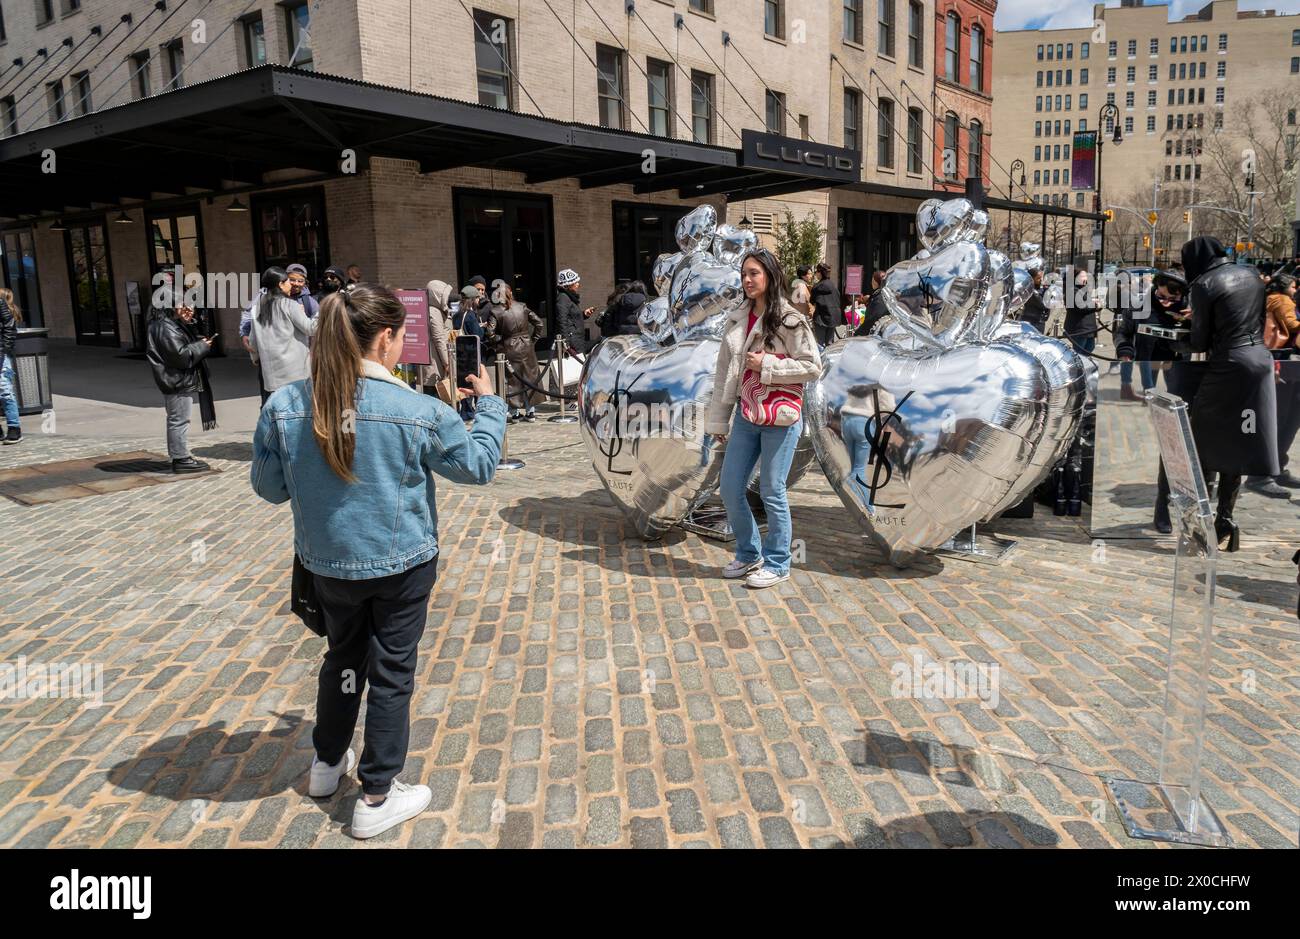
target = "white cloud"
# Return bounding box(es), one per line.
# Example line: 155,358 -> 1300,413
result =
995,0 -> 1300,32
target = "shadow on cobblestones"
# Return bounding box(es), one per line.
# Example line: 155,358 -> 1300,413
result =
193,443 -> 254,463
824,809 -> 1060,848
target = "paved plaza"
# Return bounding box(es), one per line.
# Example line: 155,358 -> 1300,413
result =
0,358 -> 1296,850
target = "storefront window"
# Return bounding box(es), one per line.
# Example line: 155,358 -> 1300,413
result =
147,207 -> 209,330
613,203 -> 690,295
253,188 -> 330,291
454,189 -> 555,332
1,228 -> 44,329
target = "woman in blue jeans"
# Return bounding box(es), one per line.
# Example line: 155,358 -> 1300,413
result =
252,285 -> 505,839
704,248 -> 822,588
0,289 -> 22,444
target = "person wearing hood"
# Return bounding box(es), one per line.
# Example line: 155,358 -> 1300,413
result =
555,269 -> 595,353
1173,236 -> 1280,549
320,267 -> 347,296
418,280 -> 454,394
146,294 -> 218,473
484,283 -> 544,422
599,280 -> 648,338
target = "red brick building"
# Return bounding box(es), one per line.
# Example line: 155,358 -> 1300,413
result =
933,0 -> 997,195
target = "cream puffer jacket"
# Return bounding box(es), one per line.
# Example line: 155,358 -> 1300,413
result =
704,297 -> 823,436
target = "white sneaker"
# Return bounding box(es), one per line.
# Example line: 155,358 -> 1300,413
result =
350,781 -> 433,840
308,749 -> 355,798
745,568 -> 789,589
723,558 -> 763,579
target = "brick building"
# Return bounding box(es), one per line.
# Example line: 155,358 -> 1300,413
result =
932,0 -> 994,196
0,1 -> 999,356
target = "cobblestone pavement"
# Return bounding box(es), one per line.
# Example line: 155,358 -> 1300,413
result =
0,398 -> 1296,850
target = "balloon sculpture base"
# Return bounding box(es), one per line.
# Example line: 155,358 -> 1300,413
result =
934,525 -> 1017,565
681,504 -> 735,542
1102,777 -> 1232,848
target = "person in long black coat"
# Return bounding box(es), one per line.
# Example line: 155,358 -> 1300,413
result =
1179,236 -> 1280,550
810,263 -> 841,347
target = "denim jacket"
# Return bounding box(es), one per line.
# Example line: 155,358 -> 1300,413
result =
252,359 -> 506,579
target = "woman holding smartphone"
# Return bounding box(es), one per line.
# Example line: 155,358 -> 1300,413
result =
252,285 -> 506,839
704,248 -> 822,589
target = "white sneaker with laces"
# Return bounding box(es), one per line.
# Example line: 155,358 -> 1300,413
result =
745,568 -> 789,589
723,558 -> 763,579
308,749 -> 356,798
350,781 -> 433,840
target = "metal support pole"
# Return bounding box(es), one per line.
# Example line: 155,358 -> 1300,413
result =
1041,211 -> 1048,264
494,353 -> 525,470
549,334 -> 578,424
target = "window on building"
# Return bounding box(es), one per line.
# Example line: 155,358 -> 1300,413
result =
1047,71 -> 1054,87
1081,42 -> 1089,59
1035,96 -> 1042,112
1055,95 -> 1061,110
1289,109 -> 1297,126
1127,39 -> 1136,56
46,81 -> 65,122
1064,144 -> 1070,159
1170,36 -> 1177,54
1168,89 -> 1175,105
878,0 -> 895,56
1064,119 -> 1070,134
1034,120 -> 1041,137
1149,38 -> 1158,55
1179,36 -> 1187,53
1126,66 -> 1134,83
1106,91 -> 1114,105
1052,169 -> 1059,185
474,10 -> 513,109
1125,91 -> 1134,108
130,51 -> 151,99
36,0 -> 53,27
285,2 -> 314,70
906,106 -> 922,172
163,40 -> 184,89
843,87 -> 861,151
1054,119 -> 1061,135
764,0 -> 784,39
1213,86 -> 1223,105
943,111 -> 959,180
1213,112 -> 1222,129
1218,33 -> 1227,51
1037,44 -> 1044,61
645,59 -> 674,137
1177,88 -> 1184,105
1034,145 -> 1041,161
1078,118 -> 1086,130
0,4 -> 6,42
1198,62 -> 1205,79
59,0 -> 80,13
1215,61 -> 1224,79
690,70 -> 714,144
1293,57 -> 1300,74
969,25 -> 983,91
842,0 -> 863,43
765,88 -> 786,134
1079,93 -> 1088,109
877,96 -> 894,167
0,97 -> 14,138
1178,62 -> 1185,80
1047,43 -> 1053,61
1197,87 -> 1204,104
1034,170 -> 1040,186
1080,68 -> 1088,84
689,0 -> 713,12
1066,69 -> 1072,85
597,45 -> 627,129
72,71 -> 90,116
1065,94 -> 1071,110
944,13 -> 959,82
968,119 -> 982,179
1164,165 -> 1171,180
242,13 -> 267,68
1037,71 -> 1043,87
1148,64 -> 1156,81
1124,116 -> 1133,133
1107,40 -> 1116,58
1107,67 -> 1115,83
907,2 -> 924,67
1067,43 -> 1073,59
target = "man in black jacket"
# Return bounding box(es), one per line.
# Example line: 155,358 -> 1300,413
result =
1,293 -> 20,444
146,303 -> 216,473
810,262 -> 841,347
1019,268 -> 1051,333
555,269 -> 594,353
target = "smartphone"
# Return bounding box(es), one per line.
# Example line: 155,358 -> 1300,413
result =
455,334 -> 481,391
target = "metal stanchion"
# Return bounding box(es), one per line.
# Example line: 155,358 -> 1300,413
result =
549,335 -> 578,424
494,353 -> 525,470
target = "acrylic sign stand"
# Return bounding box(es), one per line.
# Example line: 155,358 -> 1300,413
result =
1103,391 -> 1232,847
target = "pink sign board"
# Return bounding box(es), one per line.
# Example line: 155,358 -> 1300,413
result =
394,289 -> 431,366
844,265 -> 864,297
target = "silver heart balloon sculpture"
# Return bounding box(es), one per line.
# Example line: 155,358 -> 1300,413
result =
807,197 -> 1086,566
580,206 -> 811,537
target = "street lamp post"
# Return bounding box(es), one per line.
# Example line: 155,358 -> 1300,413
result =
1093,102 -> 1122,276
1008,158 -> 1026,253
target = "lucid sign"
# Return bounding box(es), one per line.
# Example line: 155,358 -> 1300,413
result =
740,130 -> 860,183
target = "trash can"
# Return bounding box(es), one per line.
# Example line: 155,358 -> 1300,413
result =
12,327 -> 52,416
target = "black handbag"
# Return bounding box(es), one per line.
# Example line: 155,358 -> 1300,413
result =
1292,549 -> 1299,622
291,554 -> 325,637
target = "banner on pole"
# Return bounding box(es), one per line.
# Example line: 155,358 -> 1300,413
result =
844,265 -> 864,297
1071,131 -> 1097,191
394,289 -> 431,366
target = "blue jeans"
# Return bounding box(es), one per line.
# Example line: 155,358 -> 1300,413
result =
841,413 -> 874,508
720,412 -> 802,575
0,356 -> 19,430
1119,359 -> 1154,390
1070,335 -> 1096,356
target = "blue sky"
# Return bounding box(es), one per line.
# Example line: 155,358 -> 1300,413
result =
995,0 -> 1300,32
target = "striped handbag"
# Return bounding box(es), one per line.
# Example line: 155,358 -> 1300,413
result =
738,354 -> 803,427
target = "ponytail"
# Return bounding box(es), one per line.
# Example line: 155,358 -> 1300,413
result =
0,287 -> 20,325
309,285 -> 406,482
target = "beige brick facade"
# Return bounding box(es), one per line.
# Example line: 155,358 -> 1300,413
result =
1,1 -> 962,350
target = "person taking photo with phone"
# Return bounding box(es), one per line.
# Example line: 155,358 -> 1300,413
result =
251,284 -> 505,839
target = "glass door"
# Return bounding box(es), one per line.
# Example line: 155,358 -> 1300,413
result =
454,189 -> 555,335
64,220 -> 119,346
1,228 -> 44,328
613,202 -> 691,296
147,207 -> 209,334
252,187 -> 330,289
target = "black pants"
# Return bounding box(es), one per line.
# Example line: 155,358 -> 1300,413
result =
814,323 -> 837,347
1155,461 -> 1241,523
312,555 -> 438,796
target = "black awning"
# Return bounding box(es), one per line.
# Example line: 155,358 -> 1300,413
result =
0,65 -> 840,218
839,181 -> 1104,223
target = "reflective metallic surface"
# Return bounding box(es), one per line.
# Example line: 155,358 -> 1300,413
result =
668,251 -> 744,342
652,252 -> 683,296
712,223 -> 758,267
675,204 -> 718,254
578,335 -> 725,539
637,296 -> 674,346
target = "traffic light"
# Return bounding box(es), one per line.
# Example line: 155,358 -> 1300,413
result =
1183,211 -> 1191,224
1103,209 -> 1114,222
1142,235 -> 1151,248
